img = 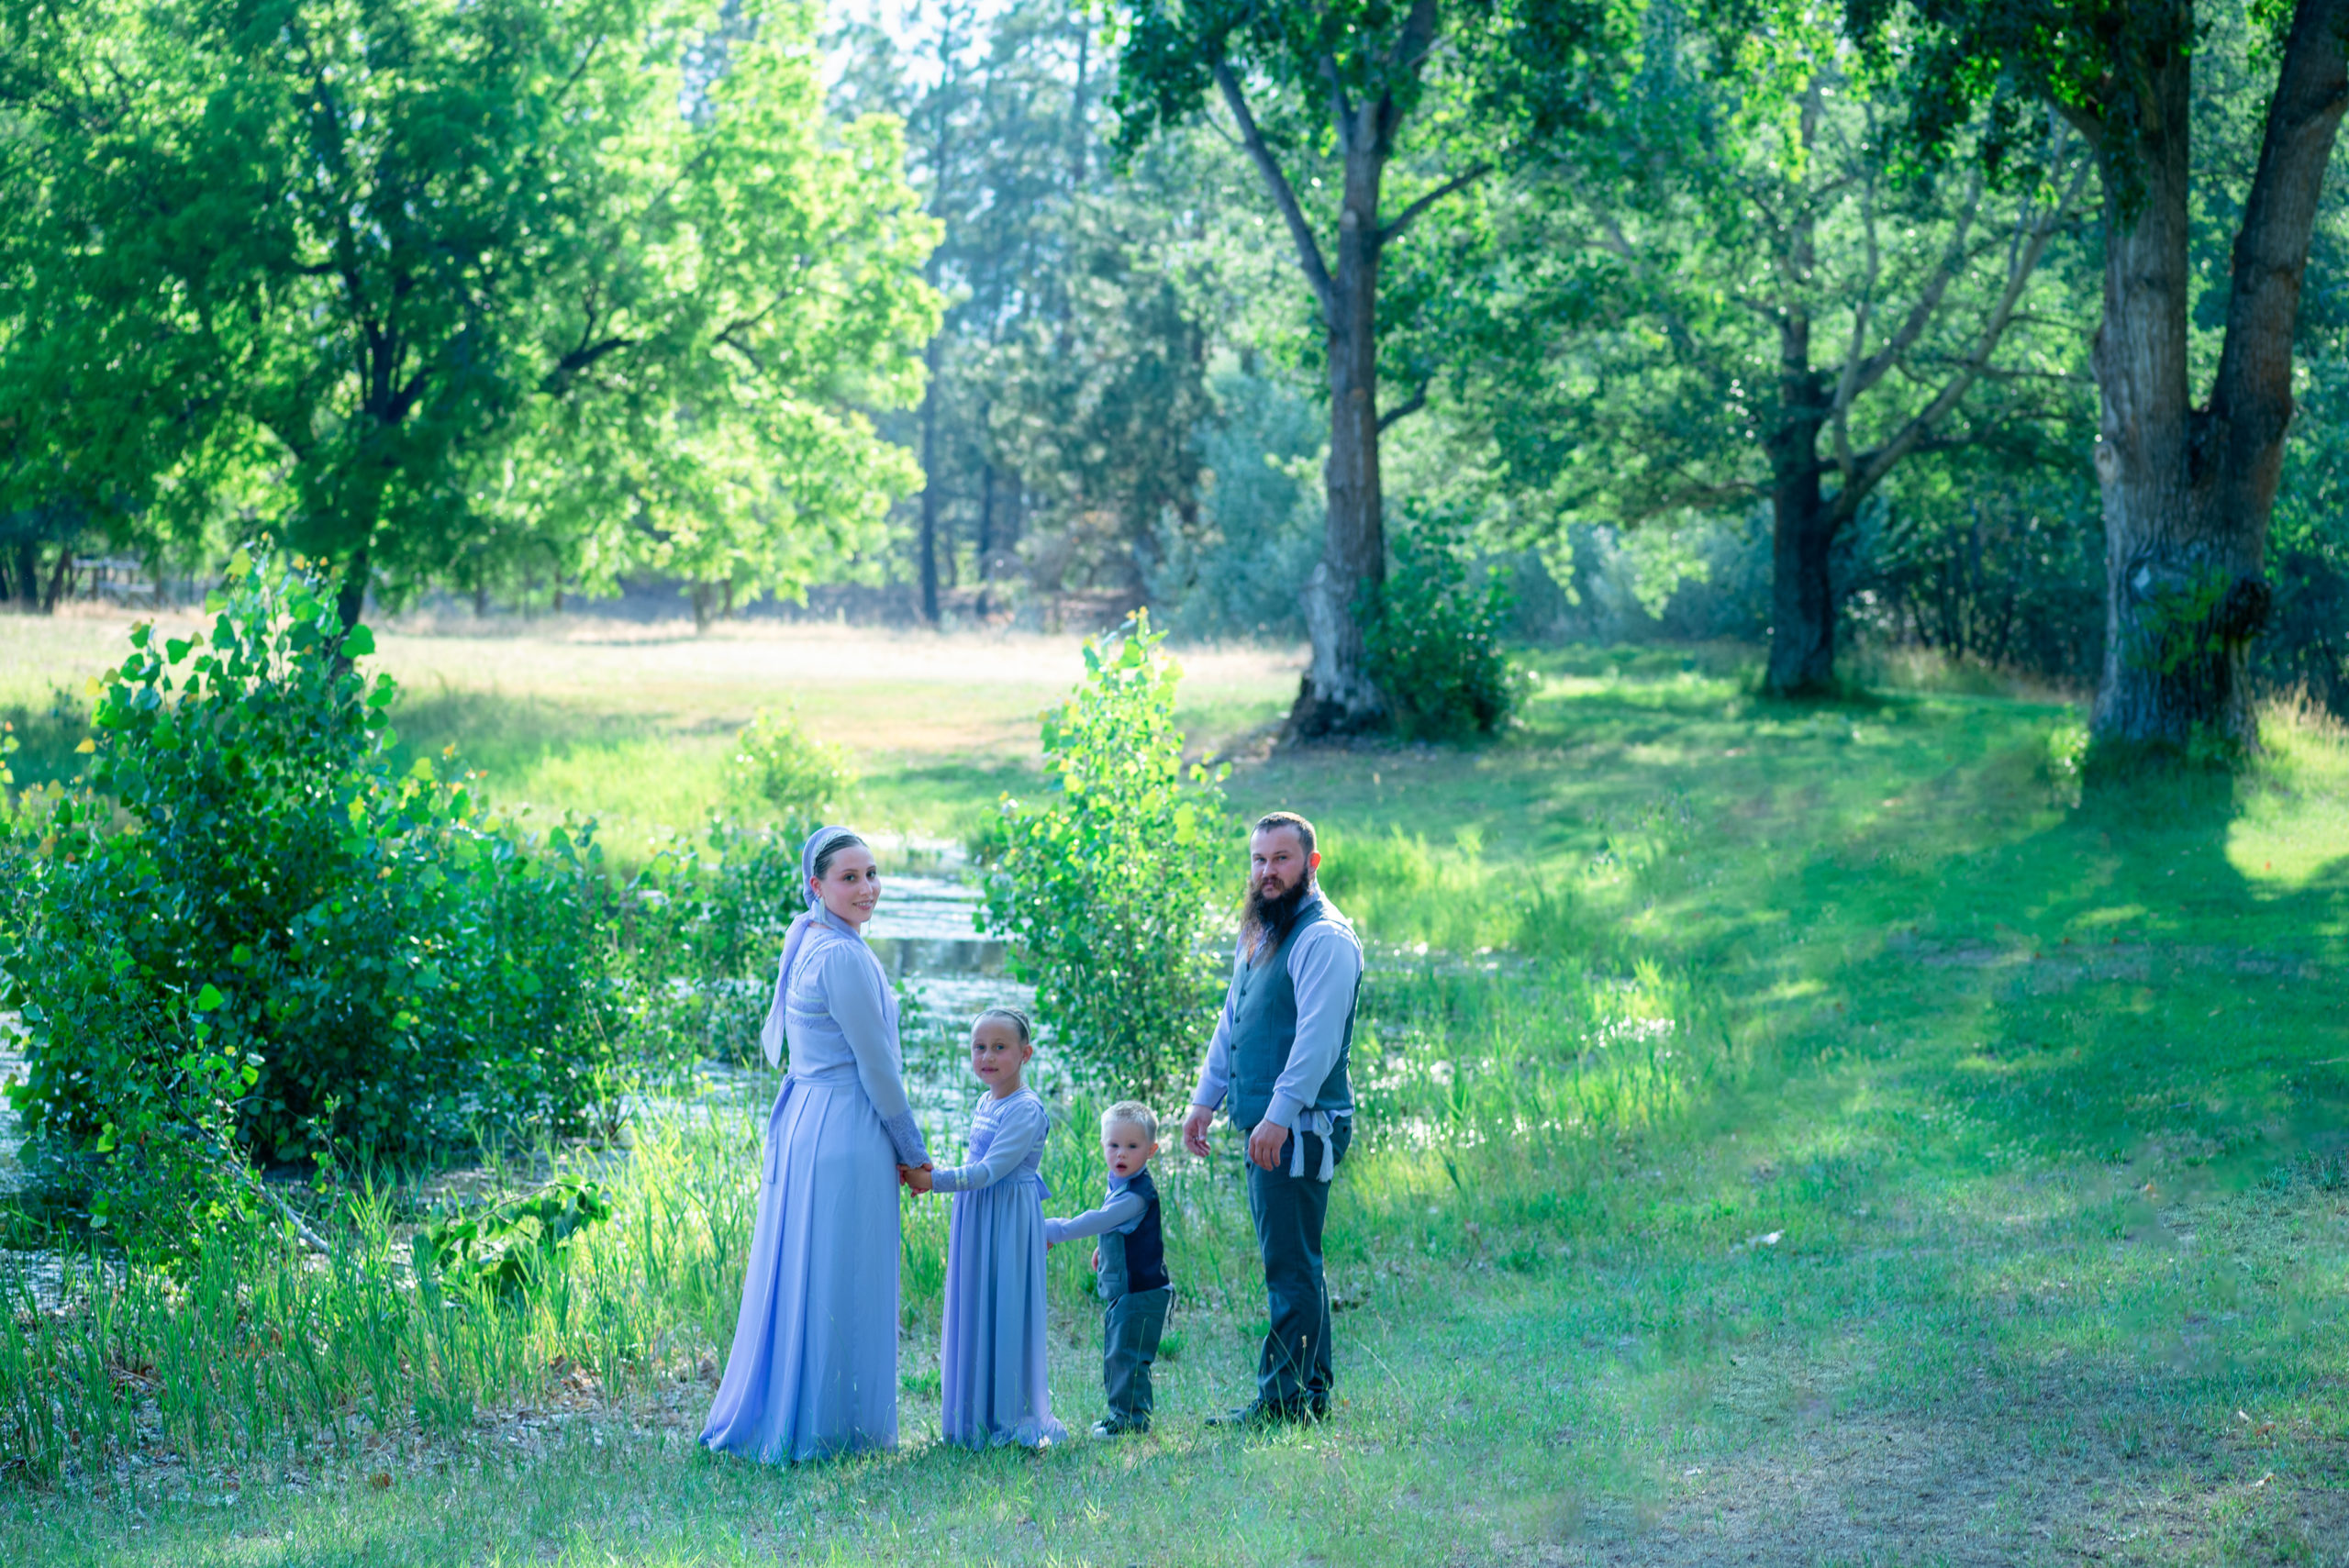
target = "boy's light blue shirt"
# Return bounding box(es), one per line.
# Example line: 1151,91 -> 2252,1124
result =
1043,1170 -> 1149,1244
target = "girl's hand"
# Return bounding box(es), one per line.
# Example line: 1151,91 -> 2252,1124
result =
906,1165 -> 934,1195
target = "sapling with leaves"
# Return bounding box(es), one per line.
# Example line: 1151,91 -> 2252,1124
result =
980,614 -> 1232,1098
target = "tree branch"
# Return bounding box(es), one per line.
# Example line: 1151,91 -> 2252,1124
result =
1842,162 -> 1982,406
2208,0 -> 2349,482
1214,61 -> 1337,318
1830,167 -> 1886,479
1380,162 -> 1490,245
1377,381 -> 1431,431
1830,154 -> 2091,522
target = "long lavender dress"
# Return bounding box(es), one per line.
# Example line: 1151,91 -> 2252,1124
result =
701,905 -> 930,1463
932,1087 -> 1067,1449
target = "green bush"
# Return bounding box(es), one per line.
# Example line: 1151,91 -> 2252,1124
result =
0,550 -> 626,1251
980,614 -> 1231,1099
1364,514 -> 1524,741
620,817 -> 810,1066
726,708 -> 848,820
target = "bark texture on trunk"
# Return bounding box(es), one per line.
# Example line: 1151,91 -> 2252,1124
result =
334,544 -> 371,635
1215,4 -> 1455,740
2089,0 -> 2349,751
1765,304 -> 1836,694
1292,123 -> 1390,738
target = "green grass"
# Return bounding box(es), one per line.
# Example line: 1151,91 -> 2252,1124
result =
5,620 -> 2349,1563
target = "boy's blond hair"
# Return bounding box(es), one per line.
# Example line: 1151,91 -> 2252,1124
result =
1101,1100 -> 1159,1141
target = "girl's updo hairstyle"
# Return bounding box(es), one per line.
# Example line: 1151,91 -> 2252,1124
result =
973,1006 -> 1033,1046
810,831 -> 868,882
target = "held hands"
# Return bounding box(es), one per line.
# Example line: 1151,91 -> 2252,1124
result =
897,1162 -> 934,1194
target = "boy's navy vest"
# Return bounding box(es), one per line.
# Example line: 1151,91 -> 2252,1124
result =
1227,895 -> 1358,1131
1097,1170 -> 1168,1298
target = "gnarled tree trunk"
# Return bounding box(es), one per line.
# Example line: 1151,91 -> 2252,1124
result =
2089,0 -> 2349,751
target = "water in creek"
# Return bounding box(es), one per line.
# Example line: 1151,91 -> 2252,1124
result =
779,866 -> 1040,1129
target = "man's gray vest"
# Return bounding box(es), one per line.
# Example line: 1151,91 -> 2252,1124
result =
1228,895 -> 1357,1130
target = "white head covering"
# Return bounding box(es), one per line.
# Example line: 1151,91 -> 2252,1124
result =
761,824 -> 864,1069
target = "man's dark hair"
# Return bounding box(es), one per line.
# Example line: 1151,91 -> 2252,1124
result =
1252,810 -> 1316,857
1243,810 -> 1319,961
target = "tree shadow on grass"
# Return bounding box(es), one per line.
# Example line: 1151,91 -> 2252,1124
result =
1587,752 -> 2349,1562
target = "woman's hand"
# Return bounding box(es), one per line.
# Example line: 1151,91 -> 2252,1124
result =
1089,1247 -> 1100,1272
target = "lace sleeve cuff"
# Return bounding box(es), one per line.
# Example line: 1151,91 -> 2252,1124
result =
883,1111 -> 929,1168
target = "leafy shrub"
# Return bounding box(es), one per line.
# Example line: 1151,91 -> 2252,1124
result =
2254,550 -> 2349,717
980,614 -> 1231,1098
418,1178 -> 616,1303
0,722 -> 23,942
726,708 -> 848,820
1363,515 -> 1523,741
0,550 -> 626,1251
621,817 -> 810,1065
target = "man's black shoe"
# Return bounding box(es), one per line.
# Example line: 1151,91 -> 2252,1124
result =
1207,1398 -> 1304,1429
1091,1417 -> 1148,1438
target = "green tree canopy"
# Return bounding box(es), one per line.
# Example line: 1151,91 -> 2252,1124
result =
1440,0 -> 2094,694
0,0 -> 940,623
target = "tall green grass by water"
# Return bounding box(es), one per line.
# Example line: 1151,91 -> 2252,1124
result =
1,951 -> 1704,1484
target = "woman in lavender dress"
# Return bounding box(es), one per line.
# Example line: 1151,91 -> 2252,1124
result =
905,1007 -> 1066,1449
701,826 -> 931,1464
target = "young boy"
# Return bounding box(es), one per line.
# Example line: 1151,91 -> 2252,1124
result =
1044,1101 -> 1172,1437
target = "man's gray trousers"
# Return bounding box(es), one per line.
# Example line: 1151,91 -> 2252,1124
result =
1245,1117 -> 1351,1409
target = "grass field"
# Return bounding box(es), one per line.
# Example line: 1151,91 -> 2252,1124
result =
5,612 -> 2349,1565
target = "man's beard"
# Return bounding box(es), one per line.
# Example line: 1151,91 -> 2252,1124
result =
1242,874 -> 1313,959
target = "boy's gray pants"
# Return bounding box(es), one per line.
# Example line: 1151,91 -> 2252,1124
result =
1103,1285 -> 1172,1423
1097,1231 -> 1171,1424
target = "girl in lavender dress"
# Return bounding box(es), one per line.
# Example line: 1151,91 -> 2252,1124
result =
701,826 -> 932,1464
902,1007 -> 1067,1450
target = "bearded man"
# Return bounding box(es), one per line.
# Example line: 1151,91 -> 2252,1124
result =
1183,810 -> 1363,1427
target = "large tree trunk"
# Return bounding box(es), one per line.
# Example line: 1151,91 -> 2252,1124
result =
917,338 -> 944,624
1289,127 -> 1389,738
1765,305 -> 1834,695
2090,0 -> 2349,751
2087,17 -> 2222,745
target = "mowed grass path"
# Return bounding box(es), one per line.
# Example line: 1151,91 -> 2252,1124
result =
5,625 -> 2349,1564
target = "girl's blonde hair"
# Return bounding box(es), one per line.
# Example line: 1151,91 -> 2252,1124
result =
973,1006 -> 1032,1045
